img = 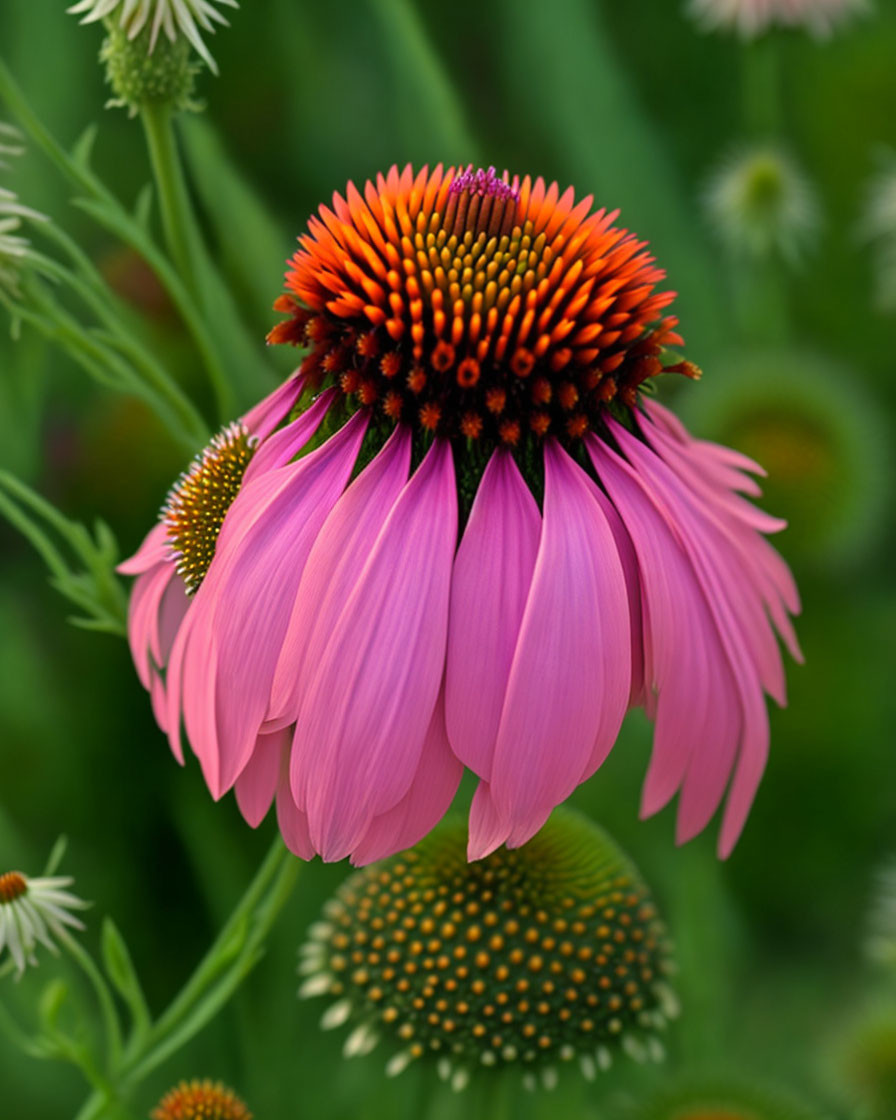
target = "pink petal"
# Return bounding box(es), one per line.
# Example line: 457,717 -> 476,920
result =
487,441 -> 631,848
588,436 -> 722,822
118,522 -> 169,576
165,412 -> 369,799
467,781 -> 511,861
349,690 -> 462,866
242,387 -> 337,485
241,372 -> 305,441
291,439 -> 458,861
234,727 -> 290,828
444,450 -> 541,779
127,561 -> 175,688
610,422 -> 772,856
266,424 -> 413,731
275,754 -> 314,860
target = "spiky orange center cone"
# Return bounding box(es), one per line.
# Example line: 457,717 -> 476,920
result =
0,872 -> 27,903
270,164 -> 697,449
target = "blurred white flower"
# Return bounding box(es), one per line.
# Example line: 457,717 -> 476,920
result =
0,870 -> 89,977
67,0 -> 239,74
858,150 -> 896,313
687,0 -> 870,39
702,144 -> 821,264
0,125 -> 46,298
866,858 -> 896,967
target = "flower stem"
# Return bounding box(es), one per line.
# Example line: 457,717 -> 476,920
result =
72,837 -> 299,1120
139,103 -> 200,300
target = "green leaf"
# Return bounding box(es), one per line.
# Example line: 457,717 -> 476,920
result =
100,920 -> 151,1043
71,123 -> 98,171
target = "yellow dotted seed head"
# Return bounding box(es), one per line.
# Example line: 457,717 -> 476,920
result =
300,810 -> 675,1077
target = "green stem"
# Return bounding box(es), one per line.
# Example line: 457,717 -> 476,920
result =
741,35 -> 784,139
27,250 -> 208,448
0,57 -> 234,420
57,928 -> 123,1072
140,103 -> 200,299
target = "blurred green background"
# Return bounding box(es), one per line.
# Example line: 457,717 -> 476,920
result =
1,1 -> 894,1117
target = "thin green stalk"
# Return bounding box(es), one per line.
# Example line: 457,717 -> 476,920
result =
0,57 -> 234,420
140,103 -> 200,299
26,251 -> 208,447
57,928 -> 123,1072
741,35 -> 784,139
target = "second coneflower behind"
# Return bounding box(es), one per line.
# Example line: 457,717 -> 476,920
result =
121,164 -> 801,865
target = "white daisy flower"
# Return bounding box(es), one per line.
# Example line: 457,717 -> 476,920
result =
0,126 -> 47,298
687,0 -> 870,39
0,870 -> 90,977
702,144 -> 822,264
67,0 -> 239,74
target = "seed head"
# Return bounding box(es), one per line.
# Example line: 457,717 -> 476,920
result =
299,810 -> 675,1089
151,1079 -> 252,1120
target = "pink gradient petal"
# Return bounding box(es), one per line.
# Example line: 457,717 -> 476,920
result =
235,727 -> 290,828
149,671 -> 172,742
611,422 -> 772,856
275,758 -> 314,860
242,372 -> 305,441
117,522 -> 169,576
165,412 -> 369,799
349,691 -> 463,866
127,561 -> 175,688
588,436 -> 722,820
267,424 -> 413,731
292,439 -> 458,861
467,781 -> 510,861
242,387 -> 337,485
487,441 -> 630,847
444,449 -> 541,779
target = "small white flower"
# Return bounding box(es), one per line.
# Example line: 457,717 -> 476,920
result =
687,0 -> 870,39
67,0 -> 239,74
0,870 -> 90,977
1,126 -> 47,298
702,144 -> 821,264
866,858 -> 896,966
859,150 -> 896,313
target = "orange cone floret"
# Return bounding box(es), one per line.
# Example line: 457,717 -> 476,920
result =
269,164 -> 694,446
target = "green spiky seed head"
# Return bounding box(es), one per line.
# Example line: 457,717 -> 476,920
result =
100,21 -> 198,116
299,809 -> 676,1089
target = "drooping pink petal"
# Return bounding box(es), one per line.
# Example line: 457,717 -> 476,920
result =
117,522 -> 169,576
275,752 -> 314,860
610,421 -> 773,856
444,449 -> 541,779
242,387 -> 337,485
467,781 -> 510,861
242,371 -> 305,441
235,727 -> 291,828
266,424 -> 413,731
349,691 -> 462,866
486,441 -> 631,851
126,561 -> 176,689
588,435 -> 726,824
291,439 -> 458,862
165,412 -> 369,799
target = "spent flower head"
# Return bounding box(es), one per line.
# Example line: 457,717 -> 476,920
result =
0,868 -> 89,977
68,0 -> 237,74
299,810 -> 676,1090
687,0 -> 870,38
151,1079 -> 252,1120
703,145 -> 821,264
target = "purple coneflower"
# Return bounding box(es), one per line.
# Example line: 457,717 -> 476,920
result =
687,0 -> 869,38
121,164 -> 801,864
